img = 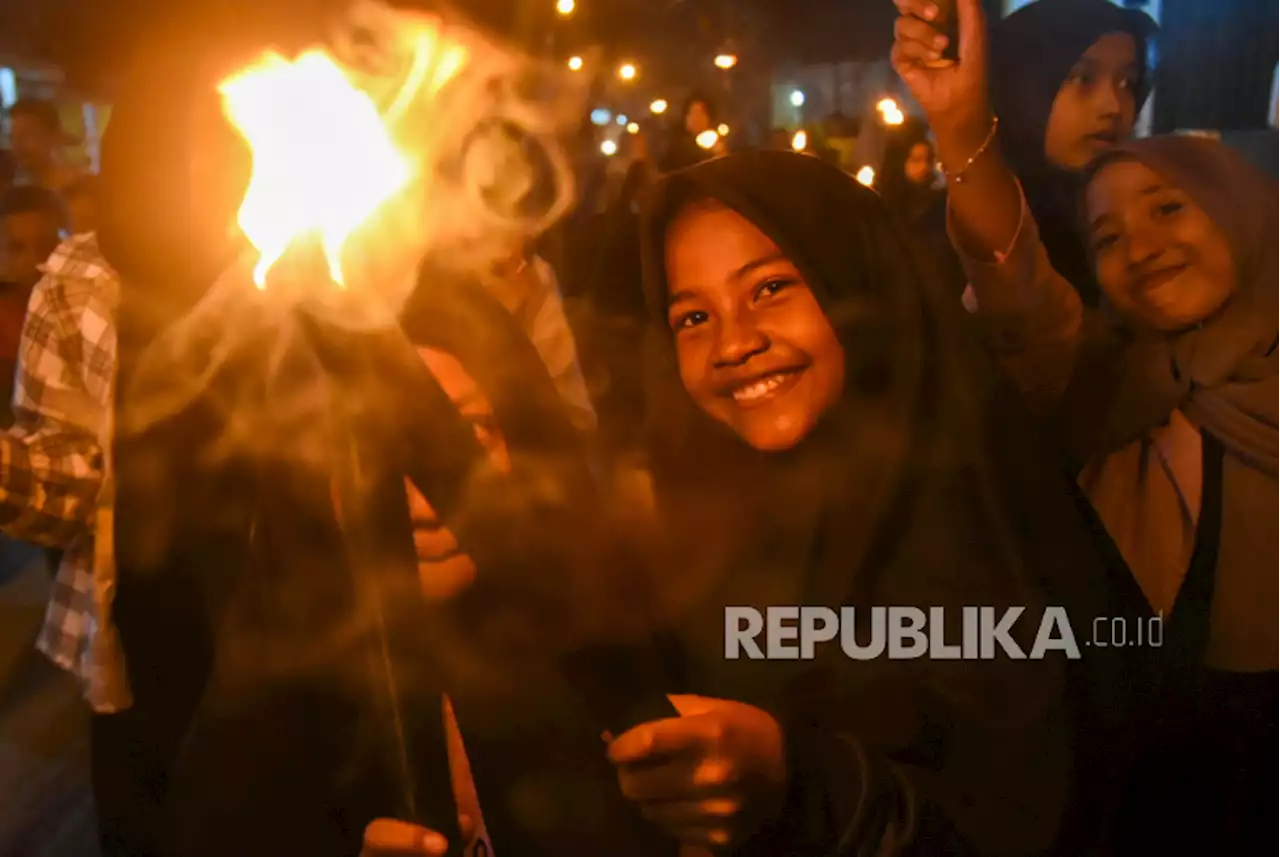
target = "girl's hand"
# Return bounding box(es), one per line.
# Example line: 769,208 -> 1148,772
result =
607,695 -> 786,851
891,0 -> 993,155
360,816 -> 474,857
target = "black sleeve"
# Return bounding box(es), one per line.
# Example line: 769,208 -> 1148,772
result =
745,682 -> 1069,857
738,474 -> 1073,857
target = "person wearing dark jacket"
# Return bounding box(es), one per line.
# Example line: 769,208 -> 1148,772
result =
611,150 -> 1144,855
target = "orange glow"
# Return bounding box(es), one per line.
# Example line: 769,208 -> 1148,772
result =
218,31 -> 467,289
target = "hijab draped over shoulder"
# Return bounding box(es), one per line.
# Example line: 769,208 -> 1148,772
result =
1074,135 -> 1278,673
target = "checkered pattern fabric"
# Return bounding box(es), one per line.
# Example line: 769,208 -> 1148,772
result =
0,232 -> 130,711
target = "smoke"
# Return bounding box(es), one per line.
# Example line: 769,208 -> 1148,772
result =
119,0 -> 585,449
114,1 -> 614,823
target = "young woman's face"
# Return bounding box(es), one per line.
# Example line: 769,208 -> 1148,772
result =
1044,32 -> 1140,170
664,202 -> 846,452
1085,159 -> 1236,332
685,101 -> 711,135
904,142 -> 934,185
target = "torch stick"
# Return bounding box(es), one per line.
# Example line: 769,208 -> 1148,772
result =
302,277 -> 679,850
397,272 -> 684,739
332,430 -> 420,822
307,312 -> 474,850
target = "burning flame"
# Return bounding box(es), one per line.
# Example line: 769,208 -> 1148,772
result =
218,26 -> 468,289
121,0 -> 586,455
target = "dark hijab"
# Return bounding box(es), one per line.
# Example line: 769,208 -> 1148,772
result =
990,0 -> 1156,307
637,152 -> 1146,854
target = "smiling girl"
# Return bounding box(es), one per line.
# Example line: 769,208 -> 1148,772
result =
607,149 -> 1146,855
1077,137 -> 1275,853
908,121 -> 1275,855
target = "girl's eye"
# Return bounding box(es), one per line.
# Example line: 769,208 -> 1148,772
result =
1093,233 -> 1120,253
1156,200 -> 1184,217
755,278 -> 794,300
1066,71 -> 1092,88
673,310 -> 709,331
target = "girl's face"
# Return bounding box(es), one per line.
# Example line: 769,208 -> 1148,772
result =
685,101 -> 711,135
904,142 -> 934,185
1085,159 -> 1236,332
1044,32 -> 1140,170
664,202 -> 846,452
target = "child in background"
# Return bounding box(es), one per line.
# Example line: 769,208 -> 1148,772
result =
1,185 -> 65,290
6,99 -> 83,195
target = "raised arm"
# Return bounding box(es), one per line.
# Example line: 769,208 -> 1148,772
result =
892,0 -> 1085,409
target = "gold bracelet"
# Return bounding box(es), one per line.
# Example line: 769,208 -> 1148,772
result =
944,115 -> 999,185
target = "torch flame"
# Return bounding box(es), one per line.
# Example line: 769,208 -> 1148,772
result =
219,52 -> 409,288
218,23 -> 469,290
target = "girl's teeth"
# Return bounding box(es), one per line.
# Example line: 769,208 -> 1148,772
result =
734,374 -> 786,402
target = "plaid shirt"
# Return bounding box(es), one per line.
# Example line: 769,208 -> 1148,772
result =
0,240 -> 591,718
0,233 -> 130,712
